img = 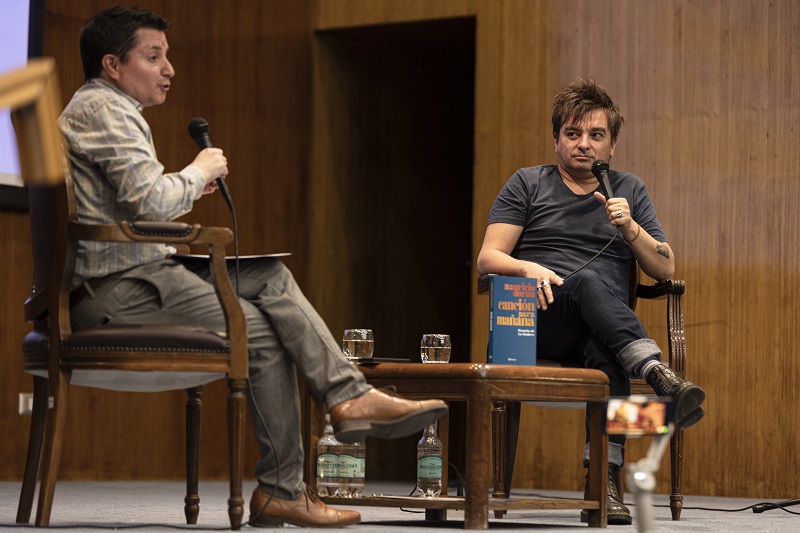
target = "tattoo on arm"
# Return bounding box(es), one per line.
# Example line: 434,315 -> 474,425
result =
656,243 -> 670,259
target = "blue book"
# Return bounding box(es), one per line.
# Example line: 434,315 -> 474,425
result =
487,275 -> 537,365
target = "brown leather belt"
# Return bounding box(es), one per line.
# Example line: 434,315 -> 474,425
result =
69,273 -> 120,307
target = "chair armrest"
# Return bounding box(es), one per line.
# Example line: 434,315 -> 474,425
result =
25,222 -> 233,322
55,219 -> 246,377
124,221 -> 197,240
635,279 -> 685,300
477,273 -> 493,295
69,221 -> 233,246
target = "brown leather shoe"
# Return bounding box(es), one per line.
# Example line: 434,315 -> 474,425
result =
249,486 -> 360,528
330,388 -> 448,443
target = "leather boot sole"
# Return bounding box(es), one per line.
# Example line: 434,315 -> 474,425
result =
249,513 -> 361,528
335,404 -> 448,443
580,505 -> 632,525
672,382 -> 706,429
676,405 -> 705,429
249,513 -> 286,528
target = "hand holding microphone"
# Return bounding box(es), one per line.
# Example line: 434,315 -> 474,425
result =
591,159 -> 614,199
592,159 -> 640,242
592,159 -> 622,219
592,159 -> 622,217
188,117 -> 235,212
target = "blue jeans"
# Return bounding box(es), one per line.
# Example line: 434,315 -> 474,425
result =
71,257 -> 370,499
537,269 -> 662,467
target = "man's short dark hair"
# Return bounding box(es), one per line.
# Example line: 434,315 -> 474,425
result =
79,6 -> 170,81
551,79 -> 624,143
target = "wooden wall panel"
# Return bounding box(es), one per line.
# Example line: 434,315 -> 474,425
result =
313,0 -> 479,29
0,211 -> 36,480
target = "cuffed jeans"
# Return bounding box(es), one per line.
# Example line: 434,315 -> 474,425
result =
71,257 -> 370,499
536,269 -> 662,467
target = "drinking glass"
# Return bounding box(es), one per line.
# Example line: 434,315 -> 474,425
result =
420,334 -> 451,364
342,329 -> 374,361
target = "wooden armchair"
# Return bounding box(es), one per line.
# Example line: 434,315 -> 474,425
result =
3,59 -> 248,529
479,265 -> 688,521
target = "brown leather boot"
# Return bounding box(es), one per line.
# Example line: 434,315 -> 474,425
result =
249,486 -> 361,528
330,388 -> 448,443
581,465 -> 632,525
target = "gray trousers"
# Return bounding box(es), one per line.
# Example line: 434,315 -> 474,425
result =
71,257 -> 370,499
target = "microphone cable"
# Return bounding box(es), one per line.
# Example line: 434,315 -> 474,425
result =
560,228 -> 621,281
187,117 -> 283,525
213,176 -> 281,527
229,201 -> 240,296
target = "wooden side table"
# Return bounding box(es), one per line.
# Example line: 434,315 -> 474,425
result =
303,362 -> 609,529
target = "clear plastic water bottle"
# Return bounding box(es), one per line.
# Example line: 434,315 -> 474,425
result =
315,414 -> 342,497
416,422 -> 443,497
337,441 -> 366,498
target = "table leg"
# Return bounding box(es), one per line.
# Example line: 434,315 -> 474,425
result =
464,382 -> 491,529
586,401 -> 608,527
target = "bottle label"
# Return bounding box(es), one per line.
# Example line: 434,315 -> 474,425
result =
417,456 -> 442,479
316,453 -> 339,478
339,454 -> 365,479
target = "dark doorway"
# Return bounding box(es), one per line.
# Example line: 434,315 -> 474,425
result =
313,17 -> 476,483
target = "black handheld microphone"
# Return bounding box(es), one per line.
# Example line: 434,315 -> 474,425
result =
591,159 -> 614,199
187,117 -> 234,213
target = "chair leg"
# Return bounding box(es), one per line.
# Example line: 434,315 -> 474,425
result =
227,378 -> 247,530
503,402 -> 521,498
35,371 -> 70,527
16,376 -> 48,524
491,401 -> 507,518
491,401 -> 521,519
185,386 -> 203,524
669,426 -> 684,520
586,401 -> 608,527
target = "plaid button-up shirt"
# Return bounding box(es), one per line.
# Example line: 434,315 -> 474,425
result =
58,78 -> 206,288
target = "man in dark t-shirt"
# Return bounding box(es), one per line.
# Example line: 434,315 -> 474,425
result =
477,79 -> 706,525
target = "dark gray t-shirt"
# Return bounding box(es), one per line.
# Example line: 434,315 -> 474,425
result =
487,165 -> 667,303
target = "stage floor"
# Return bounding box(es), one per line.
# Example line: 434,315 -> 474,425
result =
1,480 -> 797,531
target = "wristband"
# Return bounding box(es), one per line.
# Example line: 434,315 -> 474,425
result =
625,223 -> 641,244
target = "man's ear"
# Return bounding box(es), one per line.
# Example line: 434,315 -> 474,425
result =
101,54 -> 121,80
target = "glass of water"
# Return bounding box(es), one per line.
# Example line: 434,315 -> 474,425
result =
343,329 -> 374,361
420,334 -> 451,364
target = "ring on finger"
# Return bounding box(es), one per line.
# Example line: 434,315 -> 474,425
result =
615,210 -> 623,219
